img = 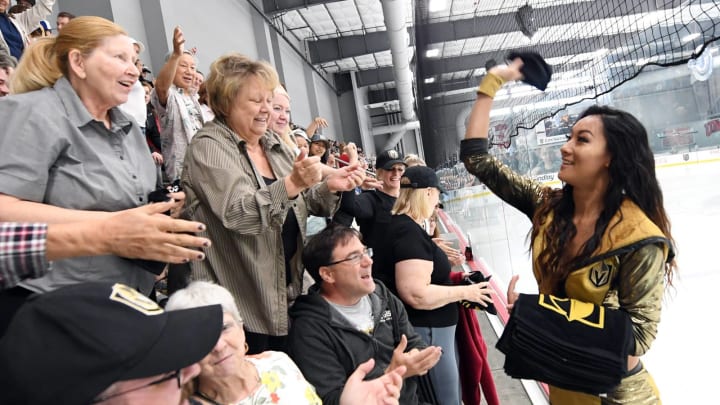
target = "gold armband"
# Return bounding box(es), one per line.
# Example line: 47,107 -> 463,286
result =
476,72 -> 506,98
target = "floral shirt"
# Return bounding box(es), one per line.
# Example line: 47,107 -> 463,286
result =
242,351 -> 321,405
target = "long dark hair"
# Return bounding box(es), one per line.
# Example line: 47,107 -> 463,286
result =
530,105 -> 676,294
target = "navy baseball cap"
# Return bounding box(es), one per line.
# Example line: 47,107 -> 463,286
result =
400,165 -> 446,193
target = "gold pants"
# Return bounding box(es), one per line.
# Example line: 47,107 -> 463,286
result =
549,364 -> 661,405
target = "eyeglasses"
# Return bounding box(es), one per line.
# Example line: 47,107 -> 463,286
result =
324,247 -> 373,267
91,369 -> 181,403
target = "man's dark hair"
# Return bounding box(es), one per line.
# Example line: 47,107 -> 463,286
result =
57,11 -> 76,19
302,224 -> 362,284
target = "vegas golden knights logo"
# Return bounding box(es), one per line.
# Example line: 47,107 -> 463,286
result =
538,294 -> 605,329
109,283 -> 164,315
589,261 -> 612,287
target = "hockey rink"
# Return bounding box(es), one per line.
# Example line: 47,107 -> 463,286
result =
442,150 -> 720,404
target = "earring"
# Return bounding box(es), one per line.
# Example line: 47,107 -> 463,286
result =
245,342 -> 249,354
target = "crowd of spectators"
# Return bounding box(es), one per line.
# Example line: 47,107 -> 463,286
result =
0,5 -> 496,404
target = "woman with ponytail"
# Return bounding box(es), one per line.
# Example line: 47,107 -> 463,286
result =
460,58 -> 676,404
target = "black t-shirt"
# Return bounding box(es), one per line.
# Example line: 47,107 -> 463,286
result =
340,190 -> 396,249
372,214 -> 458,328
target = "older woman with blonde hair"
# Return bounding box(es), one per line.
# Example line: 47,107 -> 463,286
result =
0,16 -> 202,331
182,53 -> 366,354
167,281 -> 406,405
372,165 -> 494,404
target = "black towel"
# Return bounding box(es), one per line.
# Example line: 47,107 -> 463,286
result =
506,51 -> 553,91
496,294 -> 633,395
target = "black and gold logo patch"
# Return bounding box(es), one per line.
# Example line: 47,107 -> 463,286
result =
109,283 -> 164,315
589,261 -> 613,287
538,294 -> 605,329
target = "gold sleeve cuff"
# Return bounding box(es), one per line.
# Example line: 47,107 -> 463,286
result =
476,72 -> 506,98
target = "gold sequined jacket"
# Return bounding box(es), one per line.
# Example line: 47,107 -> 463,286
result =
460,139 -> 669,357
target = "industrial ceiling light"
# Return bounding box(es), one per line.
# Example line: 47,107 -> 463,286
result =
515,4 -> 537,39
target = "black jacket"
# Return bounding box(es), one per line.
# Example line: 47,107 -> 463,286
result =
288,281 -> 426,405
336,189 -> 396,249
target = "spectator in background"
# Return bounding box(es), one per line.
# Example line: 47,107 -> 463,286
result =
197,81 -> 214,123
0,48 -> 14,96
335,149 -> 405,249
269,84 -> 296,150
55,10 -> 74,31
120,38 -> 150,137
292,127 -> 311,156
27,19 -> 50,41
404,153 -> 426,167
0,0 -> 54,60
309,133 -> 331,164
152,26 -> 203,182
142,81 -> 164,167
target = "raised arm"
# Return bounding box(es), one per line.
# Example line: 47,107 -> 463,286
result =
464,59 -> 524,141
460,59 -> 544,218
306,116 -> 329,137
154,26 -> 185,107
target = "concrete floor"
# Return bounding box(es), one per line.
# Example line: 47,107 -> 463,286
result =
475,310 -> 535,405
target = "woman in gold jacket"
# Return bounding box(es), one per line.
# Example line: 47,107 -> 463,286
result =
459,59 -> 676,404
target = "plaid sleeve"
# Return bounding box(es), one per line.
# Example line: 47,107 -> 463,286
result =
0,223 -> 49,290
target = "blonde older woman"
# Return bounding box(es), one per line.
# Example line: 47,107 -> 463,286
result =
167,281 -> 406,405
371,165 -> 494,405
0,17 -> 203,332
182,53 -> 365,354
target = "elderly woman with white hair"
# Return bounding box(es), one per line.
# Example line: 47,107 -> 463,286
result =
167,281 -> 406,405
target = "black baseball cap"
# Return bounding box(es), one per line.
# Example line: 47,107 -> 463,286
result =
0,282 -> 223,405
375,149 -> 406,170
506,51 -> 552,91
400,165 -> 446,193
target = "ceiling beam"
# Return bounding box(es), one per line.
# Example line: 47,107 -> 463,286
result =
261,0 -> 343,14
353,66 -> 396,87
355,32 -> 633,87
306,0 -> 679,64
309,30 -> 416,64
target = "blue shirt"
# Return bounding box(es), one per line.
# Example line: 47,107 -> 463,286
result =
0,14 -> 24,59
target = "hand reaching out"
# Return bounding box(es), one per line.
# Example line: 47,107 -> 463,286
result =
286,151 -> 323,197
312,117 -> 329,128
100,202 -> 210,264
327,164 -> 366,192
433,238 -> 465,266
385,335 -> 441,378
507,274 -> 520,312
340,358 -> 405,405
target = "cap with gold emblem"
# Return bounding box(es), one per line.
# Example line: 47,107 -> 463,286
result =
375,149 -> 406,170
0,282 -> 222,405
